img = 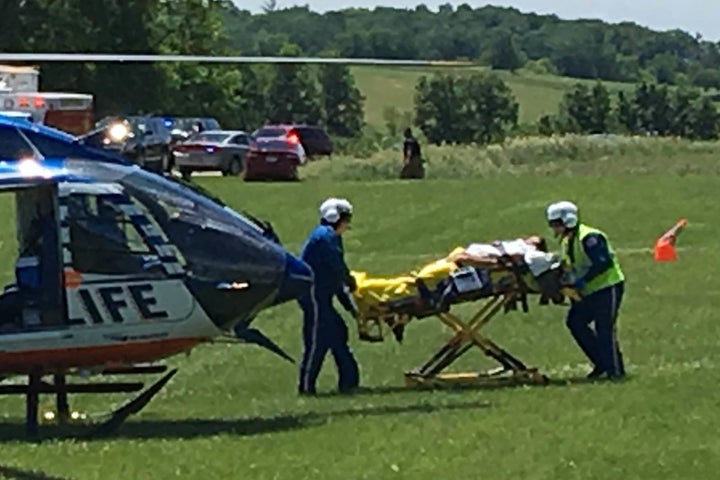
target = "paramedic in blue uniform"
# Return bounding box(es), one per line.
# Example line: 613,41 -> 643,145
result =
298,198 -> 360,395
546,201 -> 626,380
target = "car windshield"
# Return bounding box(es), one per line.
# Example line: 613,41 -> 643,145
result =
188,133 -> 230,143
111,117 -> 148,136
254,128 -> 287,138
252,138 -> 295,151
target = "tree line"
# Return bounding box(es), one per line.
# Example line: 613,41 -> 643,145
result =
222,3 -> 720,89
413,74 -> 720,144
2,1 -> 719,146
0,0 -> 366,137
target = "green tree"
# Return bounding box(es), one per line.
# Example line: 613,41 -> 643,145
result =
485,29 -> 525,71
689,96 -> 719,140
413,74 -> 460,144
616,91 -> 637,133
589,82 -> 612,133
669,88 -> 700,137
647,52 -> 679,84
317,52 -> 365,137
265,43 -> 324,124
462,73 -> 518,143
235,65 -> 271,129
691,68 -> 720,90
414,72 -> 518,145
536,115 -> 554,135
555,82 -> 610,134
153,0 -> 243,126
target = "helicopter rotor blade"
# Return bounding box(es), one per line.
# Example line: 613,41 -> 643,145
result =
0,53 -> 475,66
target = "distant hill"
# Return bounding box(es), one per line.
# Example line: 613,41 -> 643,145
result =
349,65 -> 633,127
220,3 -> 720,89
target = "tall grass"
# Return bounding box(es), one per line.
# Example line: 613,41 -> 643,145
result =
304,135 -> 720,181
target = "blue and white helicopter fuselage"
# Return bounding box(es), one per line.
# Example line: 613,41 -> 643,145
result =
0,116 -> 313,435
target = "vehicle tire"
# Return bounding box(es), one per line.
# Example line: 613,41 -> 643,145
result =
289,168 -> 300,182
180,167 -> 192,180
137,149 -> 147,168
161,149 -> 172,173
224,157 -> 242,176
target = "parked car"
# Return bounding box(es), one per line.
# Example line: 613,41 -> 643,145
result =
90,115 -> 173,173
170,117 -> 222,142
252,124 -> 333,158
172,130 -> 251,179
244,134 -> 307,182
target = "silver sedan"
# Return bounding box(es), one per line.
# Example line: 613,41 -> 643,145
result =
172,130 -> 251,179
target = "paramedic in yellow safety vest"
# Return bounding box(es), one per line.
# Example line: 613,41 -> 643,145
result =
546,201 -> 626,381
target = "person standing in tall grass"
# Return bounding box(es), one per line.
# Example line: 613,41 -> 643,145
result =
400,128 -> 425,179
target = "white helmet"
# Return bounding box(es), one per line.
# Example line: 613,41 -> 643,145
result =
320,197 -> 353,224
546,201 -> 579,228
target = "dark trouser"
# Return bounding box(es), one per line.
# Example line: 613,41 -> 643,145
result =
400,157 -> 425,179
566,282 -> 625,377
298,298 -> 360,394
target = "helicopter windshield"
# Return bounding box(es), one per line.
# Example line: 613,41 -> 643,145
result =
63,160 -> 261,236
62,159 -> 284,282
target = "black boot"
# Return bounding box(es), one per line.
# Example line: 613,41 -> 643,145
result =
391,324 -> 405,343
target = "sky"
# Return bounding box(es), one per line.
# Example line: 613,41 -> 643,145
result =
233,0 -> 720,41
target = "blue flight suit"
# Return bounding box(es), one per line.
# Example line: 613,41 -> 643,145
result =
297,222 -> 360,394
566,232 -> 626,378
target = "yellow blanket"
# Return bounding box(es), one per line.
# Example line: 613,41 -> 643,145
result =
350,247 -> 549,318
350,247 -> 479,314
352,247 -> 463,296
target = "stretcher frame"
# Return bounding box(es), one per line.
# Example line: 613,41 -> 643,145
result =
353,257 -> 578,389
403,292 -> 549,388
356,289 -> 579,389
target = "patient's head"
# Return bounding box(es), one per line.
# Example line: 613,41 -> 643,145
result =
525,235 -> 548,252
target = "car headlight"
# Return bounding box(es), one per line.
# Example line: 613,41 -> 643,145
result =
108,122 -> 130,142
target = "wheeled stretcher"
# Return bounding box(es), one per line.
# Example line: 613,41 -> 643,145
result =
350,244 -> 579,387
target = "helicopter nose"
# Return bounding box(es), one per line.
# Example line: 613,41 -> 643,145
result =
274,253 -> 313,305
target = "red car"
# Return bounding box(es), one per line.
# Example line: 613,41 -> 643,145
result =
244,131 -> 307,181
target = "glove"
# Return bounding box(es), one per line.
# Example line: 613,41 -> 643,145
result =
346,274 -> 357,292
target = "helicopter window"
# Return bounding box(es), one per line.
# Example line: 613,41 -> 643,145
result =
0,127 -> 34,159
22,130 -> 79,158
65,193 -> 161,276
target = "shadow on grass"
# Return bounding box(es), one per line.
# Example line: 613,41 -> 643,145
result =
0,399 -> 490,443
314,373 -> 632,398
0,465 -> 73,480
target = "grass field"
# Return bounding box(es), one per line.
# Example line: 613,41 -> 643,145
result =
351,66 -> 633,127
1,165 -> 719,479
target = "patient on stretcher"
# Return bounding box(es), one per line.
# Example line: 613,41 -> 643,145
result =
350,235 -> 567,335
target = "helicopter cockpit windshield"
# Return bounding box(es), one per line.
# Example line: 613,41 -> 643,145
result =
63,159 -> 287,286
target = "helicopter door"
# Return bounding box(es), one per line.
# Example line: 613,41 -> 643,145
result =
9,184 -> 64,330
58,182 -> 195,327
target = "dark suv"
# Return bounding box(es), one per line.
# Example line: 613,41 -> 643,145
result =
89,115 -> 174,173
252,124 -> 333,158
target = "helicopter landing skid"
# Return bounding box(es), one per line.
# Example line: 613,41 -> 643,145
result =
0,365 -> 177,439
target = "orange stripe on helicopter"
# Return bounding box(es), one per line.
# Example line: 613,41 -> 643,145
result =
0,337 -> 203,375
63,269 -> 83,288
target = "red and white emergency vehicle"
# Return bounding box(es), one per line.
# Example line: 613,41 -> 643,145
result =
0,65 -> 94,135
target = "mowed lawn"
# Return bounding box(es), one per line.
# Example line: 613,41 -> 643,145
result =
351,65 -> 633,127
1,173 -> 719,479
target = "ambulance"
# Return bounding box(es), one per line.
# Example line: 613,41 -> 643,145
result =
0,65 -> 94,135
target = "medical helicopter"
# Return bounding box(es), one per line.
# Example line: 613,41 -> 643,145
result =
0,114 -> 315,438
0,51 -> 467,438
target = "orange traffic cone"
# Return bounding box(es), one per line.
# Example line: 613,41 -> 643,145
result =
653,219 -> 687,262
